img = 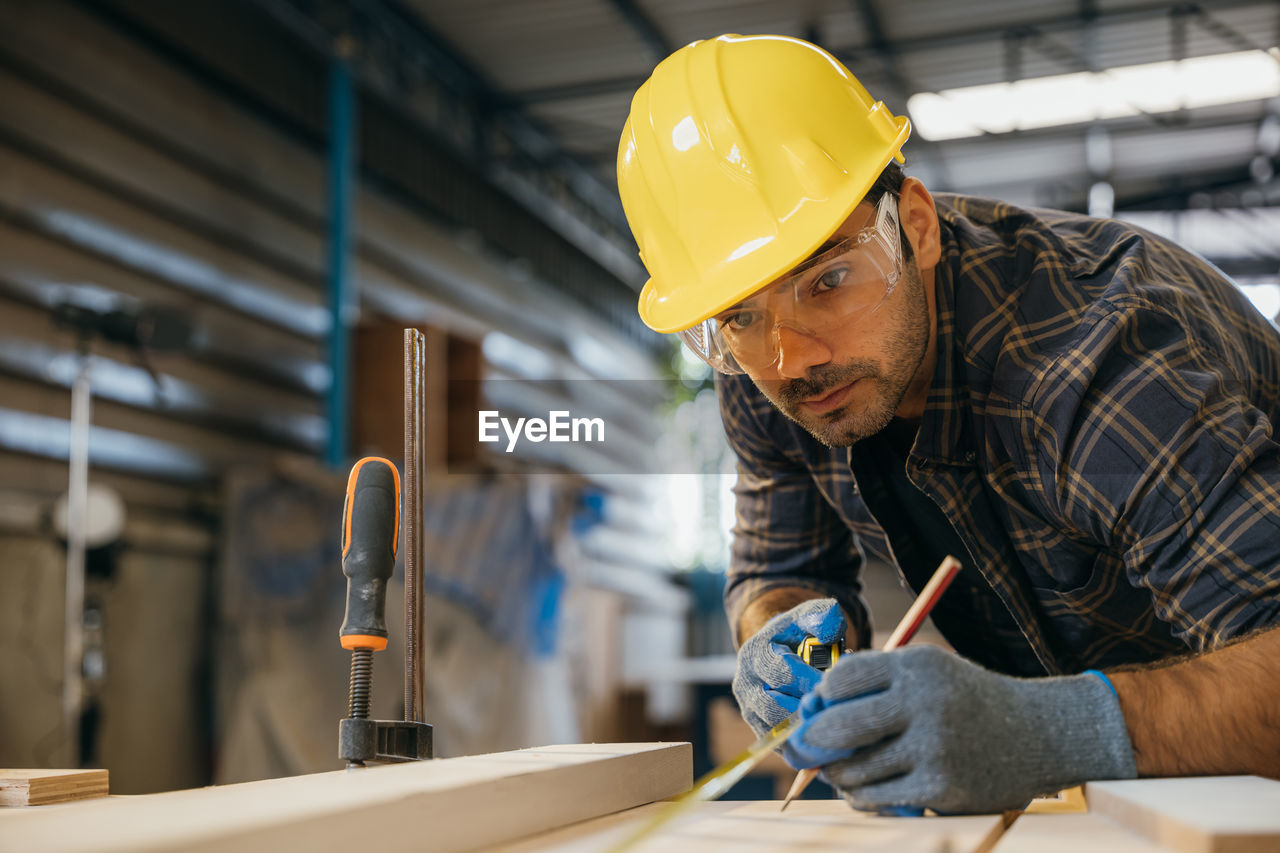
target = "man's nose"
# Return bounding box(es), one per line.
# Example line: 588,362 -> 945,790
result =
774,323 -> 832,379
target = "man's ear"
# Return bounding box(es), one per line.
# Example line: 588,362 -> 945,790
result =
899,177 -> 941,269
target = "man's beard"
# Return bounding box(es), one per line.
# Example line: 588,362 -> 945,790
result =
754,261 -> 931,447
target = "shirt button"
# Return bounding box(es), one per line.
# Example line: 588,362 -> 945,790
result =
964,451 -> 977,464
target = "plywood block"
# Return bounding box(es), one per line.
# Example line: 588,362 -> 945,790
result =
1023,785 -> 1088,814
995,813 -> 1175,852
496,799 -> 1007,852
0,769 -> 109,806
0,743 -> 690,853
1086,776 -> 1280,853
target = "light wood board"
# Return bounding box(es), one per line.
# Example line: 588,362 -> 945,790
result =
495,799 -> 1007,852
0,743 -> 690,853
0,769 -> 109,807
994,813 -> 1175,852
1022,785 -> 1088,814
1086,776 -> 1280,853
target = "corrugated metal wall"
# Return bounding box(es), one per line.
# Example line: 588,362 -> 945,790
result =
0,0 -> 676,790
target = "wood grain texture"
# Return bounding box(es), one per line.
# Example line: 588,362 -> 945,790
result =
495,799 -> 1006,852
994,813 -> 1175,852
0,769 -> 108,806
0,743 -> 690,853
1086,776 -> 1280,853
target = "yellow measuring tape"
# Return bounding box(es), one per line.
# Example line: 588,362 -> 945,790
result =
607,707 -> 804,851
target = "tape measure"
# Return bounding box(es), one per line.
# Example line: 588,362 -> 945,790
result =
798,637 -> 843,671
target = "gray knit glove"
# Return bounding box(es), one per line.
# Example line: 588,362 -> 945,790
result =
732,598 -> 845,761
789,645 -> 1137,814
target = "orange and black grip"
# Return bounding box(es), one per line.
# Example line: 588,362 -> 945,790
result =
339,457 -> 401,652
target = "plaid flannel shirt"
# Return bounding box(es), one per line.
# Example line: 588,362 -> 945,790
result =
719,194 -> 1280,675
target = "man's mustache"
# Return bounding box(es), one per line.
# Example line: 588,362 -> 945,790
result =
777,361 -> 878,406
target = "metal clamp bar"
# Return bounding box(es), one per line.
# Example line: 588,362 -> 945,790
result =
403,329 -> 426,722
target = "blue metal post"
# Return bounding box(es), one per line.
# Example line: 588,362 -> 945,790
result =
326,48 -> 356,468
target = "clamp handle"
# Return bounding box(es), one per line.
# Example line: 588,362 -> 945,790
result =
339,457 -> 400,651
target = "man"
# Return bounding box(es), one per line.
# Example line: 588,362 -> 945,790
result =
617,34 -> 1280,813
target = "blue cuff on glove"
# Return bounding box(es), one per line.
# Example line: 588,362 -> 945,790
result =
787,677 -> 886,769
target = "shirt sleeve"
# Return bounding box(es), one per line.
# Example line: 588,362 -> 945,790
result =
716,373 -> 871,647
1019,295 -> 1280,651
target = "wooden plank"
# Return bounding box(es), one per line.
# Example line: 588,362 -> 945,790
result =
0,743 -> 691,853
995,813 -> 1175,853
0,769 -> 108,806
1086,776 -> 1280,853
495,799 -> 1006,852
1023,785 -> 1088,814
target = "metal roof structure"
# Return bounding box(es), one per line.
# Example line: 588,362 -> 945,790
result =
397,0 -> 1280,277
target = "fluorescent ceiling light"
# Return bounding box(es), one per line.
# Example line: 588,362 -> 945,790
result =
908,48 -> 1280,141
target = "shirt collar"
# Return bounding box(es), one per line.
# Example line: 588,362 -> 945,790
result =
908,212 -> 973,468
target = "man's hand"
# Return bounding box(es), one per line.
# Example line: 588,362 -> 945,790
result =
732,598 -> 845,757
789,645 -> 1137,814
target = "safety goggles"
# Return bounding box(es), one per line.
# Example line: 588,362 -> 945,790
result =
678,192 -> 902,375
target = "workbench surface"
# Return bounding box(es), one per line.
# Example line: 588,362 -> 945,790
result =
496,799 -> 1007,852
500,780 -> 1280,853
3,750 -> 1277,853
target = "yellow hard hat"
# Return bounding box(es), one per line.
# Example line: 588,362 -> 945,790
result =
618,34 -> 911,334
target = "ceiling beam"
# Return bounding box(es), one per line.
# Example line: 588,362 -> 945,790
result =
249,0 -> 648,293
519,73 -> 645,105
604,0 -> 672,62
572,108 -> 1275,177
847,0 -> 951,186
862,0 -> 1268,55
1207,258 -> 1280,277
972,107 -> 1270,148
849,0 -> 910,98
513,0 -> 1273,105
1114,165 -> 1277,210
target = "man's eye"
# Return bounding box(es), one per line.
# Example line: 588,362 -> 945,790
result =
812,267 -> 848,292
722,312 -> 758,332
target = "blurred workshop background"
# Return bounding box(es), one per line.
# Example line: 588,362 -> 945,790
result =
1,0 -> 1278,799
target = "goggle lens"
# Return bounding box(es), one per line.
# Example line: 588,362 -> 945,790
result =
678,193 -> 903,375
